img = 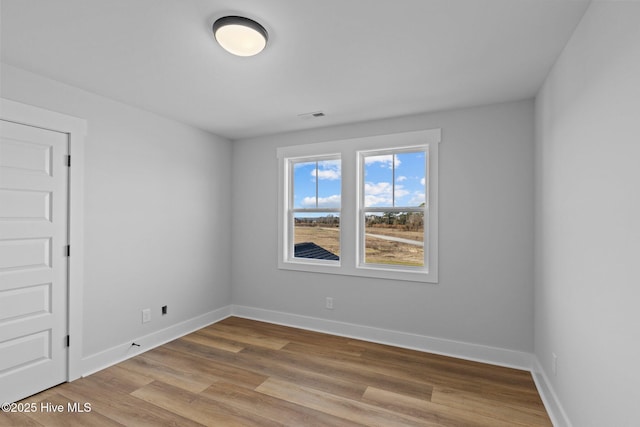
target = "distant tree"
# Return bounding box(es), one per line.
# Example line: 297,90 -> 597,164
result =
397,213 -> 407,225
384,212 -> 396,225
407,212 -> 423,231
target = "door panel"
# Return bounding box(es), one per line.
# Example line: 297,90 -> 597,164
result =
0,283 -> 51,322
0,119 -> 69,403
0,137 -> 52,175
0,189 -> 51,221
0,238 -> 52,271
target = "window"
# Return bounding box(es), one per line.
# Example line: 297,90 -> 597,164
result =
290,156 -> 341,263
360,148 -> 427,268
277,129 -> 440,282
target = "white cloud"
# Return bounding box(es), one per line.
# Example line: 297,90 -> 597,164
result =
395,186 -> 409,198
317,195 -> 341,208
315,169 -> 341,180
364,195 -> 391,207
301,194 -> 341,208
364,181 -> 392,196
319,159 -> 341,168
310,160 -> 341,181
363,181 -> 422,207
364,182 -> 392,207
408,192 -> 426,206
420,177 -> 425,186
364,155 -> 401,168
396,175 -> 407,182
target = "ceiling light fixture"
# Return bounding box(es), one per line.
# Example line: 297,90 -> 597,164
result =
212,16 -> 268,57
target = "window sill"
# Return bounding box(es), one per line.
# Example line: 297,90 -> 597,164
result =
278,260 -> 438,283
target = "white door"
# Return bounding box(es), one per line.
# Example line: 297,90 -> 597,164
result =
0,119 -> 69,403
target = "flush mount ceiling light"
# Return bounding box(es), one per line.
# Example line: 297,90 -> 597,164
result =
212,16 -> 268,57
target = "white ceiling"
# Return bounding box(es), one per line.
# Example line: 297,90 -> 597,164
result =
1,0 -> 589,140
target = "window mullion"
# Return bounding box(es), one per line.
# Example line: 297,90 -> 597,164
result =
315,161 -> 319,208
392,154 -> 395,208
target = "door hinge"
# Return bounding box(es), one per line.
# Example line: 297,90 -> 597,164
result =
66,335 -> 70,347
65,245 -> 71,257
65,155 -> 71,167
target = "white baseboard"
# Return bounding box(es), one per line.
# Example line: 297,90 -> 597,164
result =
81,305 -> 232,377
531,357 -> 572,427
231,304 -> 533,371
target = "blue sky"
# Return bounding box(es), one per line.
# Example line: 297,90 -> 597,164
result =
293,151 -> 425,210
364,151 -> 425,208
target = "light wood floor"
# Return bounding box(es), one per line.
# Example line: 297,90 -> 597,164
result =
2,317 -> 552,426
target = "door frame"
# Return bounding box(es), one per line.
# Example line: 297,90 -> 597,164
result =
1,97 -> 86,381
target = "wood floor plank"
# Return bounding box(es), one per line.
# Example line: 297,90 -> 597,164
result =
55,378 -> 206,427
142,345 -> 269,389
353,338 -> 534,388
282,340 -> 365,359
335,342 -> 535,393
201,381 -> 365,427
357,345 -> 543,409
234,346 -> 370,400
220,317 -> 363,355
131,380 -> 280,427
282,340 -> 362,358
195,323 -> 290,350
118,354 -> 214,393
256,377 -> 434,427
180,330 -> 246,353
430,386 -> 552,426
361,386 -> 527,427
166,337 -> 370,401
361,386 -> 432,418
0,411 -> 46,427
244,345 -> 434,401
86,365 -> 155,393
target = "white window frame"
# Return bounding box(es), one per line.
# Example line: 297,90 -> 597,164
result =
357,146 -> 429,273
277,129 -> 440,283
286,154 -> 342,267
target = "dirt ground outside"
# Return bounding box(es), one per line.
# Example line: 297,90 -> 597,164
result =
294,226 -> 424,266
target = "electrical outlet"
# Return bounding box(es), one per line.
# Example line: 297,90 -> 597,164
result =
162,305 -> 167,315
142,308 -> 151,323
552,353 -> 558,376
325,297 -> 334,310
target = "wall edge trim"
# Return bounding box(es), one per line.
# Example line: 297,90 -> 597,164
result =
531,356 -> 573,427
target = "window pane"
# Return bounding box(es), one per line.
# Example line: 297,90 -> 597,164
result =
294,213 -> 340,260
293,161 -> 317,209
293,160 -> 341,209
364,151 -> 426,208
364,154 -> 393,207
364,212 -> 423,266
394,151 -> 426,207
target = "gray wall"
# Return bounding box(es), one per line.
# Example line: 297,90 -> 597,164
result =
1,64 -> 233,357
534,3 -> 640,426
232,99 -> 535,352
